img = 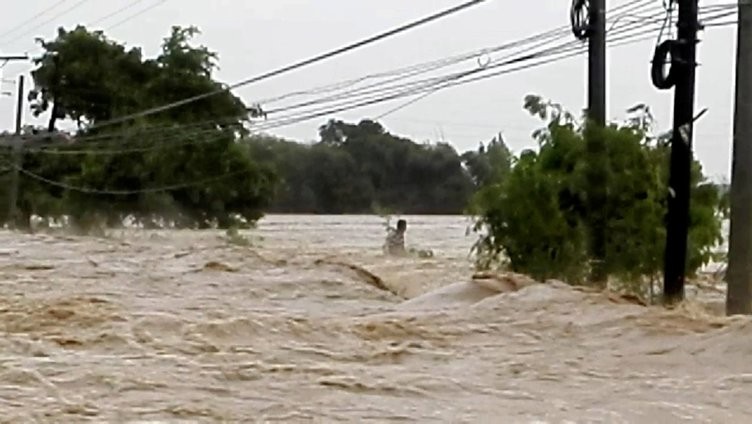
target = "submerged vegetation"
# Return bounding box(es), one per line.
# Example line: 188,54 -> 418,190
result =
470,95 -> 727,295
0,26 -> 728,297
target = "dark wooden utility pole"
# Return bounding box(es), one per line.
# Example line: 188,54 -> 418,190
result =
572,0 -> 608,286
586,0 -> 608,286
726,0 -> 752,315
7,75 -> 24,228
1,56 -> 29,228
663,0 -> 700,304
588,0 -> 606,126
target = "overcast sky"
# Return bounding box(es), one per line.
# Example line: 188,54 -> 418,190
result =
0,0 -> 739,179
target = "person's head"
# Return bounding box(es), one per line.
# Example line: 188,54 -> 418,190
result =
396,219 -> 407,233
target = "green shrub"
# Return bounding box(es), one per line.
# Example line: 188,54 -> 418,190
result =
471,96 -> 726,289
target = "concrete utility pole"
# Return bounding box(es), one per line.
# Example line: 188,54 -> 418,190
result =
662,0 -> 700,304
586,0 -> 608,286
7,75 -> 24,229
726,1 -> 752,315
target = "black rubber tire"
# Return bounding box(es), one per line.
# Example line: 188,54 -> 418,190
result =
651,39 -> 678,90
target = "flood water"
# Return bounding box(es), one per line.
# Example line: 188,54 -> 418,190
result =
0,214 -> 750,423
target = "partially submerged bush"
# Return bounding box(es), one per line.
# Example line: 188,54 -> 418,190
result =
471,96 -> 727,291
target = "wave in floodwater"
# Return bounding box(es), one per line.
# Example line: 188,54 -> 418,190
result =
0,215 -> 750,423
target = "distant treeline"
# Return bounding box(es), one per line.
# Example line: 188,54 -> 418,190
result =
0,24 -> 513,232
247,119 -> 511,215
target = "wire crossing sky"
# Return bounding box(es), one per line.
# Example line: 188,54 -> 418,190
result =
0,0 -> 742,179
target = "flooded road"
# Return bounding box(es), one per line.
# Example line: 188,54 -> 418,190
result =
0,215 -> 750,423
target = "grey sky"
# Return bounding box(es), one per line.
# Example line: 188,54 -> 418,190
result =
0,0 -> 738,179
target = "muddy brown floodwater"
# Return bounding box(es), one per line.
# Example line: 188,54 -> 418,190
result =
0,214 -> 751,423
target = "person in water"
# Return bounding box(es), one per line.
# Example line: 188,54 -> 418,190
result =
384,219 -> 407,256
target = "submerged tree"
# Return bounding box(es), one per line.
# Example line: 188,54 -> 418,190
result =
471,95 -> 726,293
3,25 -> 277,231
247,119 -> 476,215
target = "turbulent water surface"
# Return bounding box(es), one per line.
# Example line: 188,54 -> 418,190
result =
0,214 -> 750,423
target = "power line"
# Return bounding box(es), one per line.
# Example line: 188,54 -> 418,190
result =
254,4 -> 734,129
257,0 -> 657,107
254,29 -> 659,127
250,21 -> 717,132
16,164 -> 253,195
88,0 -> 149,27
17,0 -> 659,149
11,10 -> 735,196
19,1 -> 730,154
30,15 -> 720,153
1,0 -> 95,47
107,0 -> 168,31
18,1 -> 690,154
263,27 -> 572,115
261,1 -> 674,117
374,90 -> 439,120
0,0 -> 69,43
24,125 -> 237,155
11,124 -> 258,195
88,0 -> 490,129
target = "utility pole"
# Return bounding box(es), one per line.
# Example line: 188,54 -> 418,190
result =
587,0 -> 608,286
726,0 -> 752,315
7,75 -> 24,229
0,54 -> 28,97
572,0 -> 608,285
662,0 -> 700,304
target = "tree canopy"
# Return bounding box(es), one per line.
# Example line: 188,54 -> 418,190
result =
0,25 -> 497,230
0,25 -> 728,296
246,119 -> 475,214
1,25 -> 276,231
470,95 -> 727,294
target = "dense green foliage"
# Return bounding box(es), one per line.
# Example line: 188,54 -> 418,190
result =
0,26 -> 490,230
1,25 -> 277,230
0,24 -> 727,296
247,120 -> 475,214
471,96 -> 727,289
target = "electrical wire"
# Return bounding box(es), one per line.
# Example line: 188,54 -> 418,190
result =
255,0 -> 655,107
0,0 -> 69,43
252,9 -> 735,132
14,126 -> 253,194
251,35 -> 654,132
263,28 -> 572,115
260,1 -> 673,118
106,0 -> 168,31
16,164 -> 253,195
86,0 -> 490,129
88,0 -> 149,27
12,4 -> 736,195
19,0 -> 659,150
18,8 -> 677,155
264,4 -> 734,126
254,15 -> 671,128
20,1 -> 731,156
1,0 -> 95,46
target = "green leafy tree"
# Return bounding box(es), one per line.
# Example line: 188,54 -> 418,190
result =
461,134 -> 513,188
3,25 -> 276,231
248,119 -> 476,214
471,95 -> 726,290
